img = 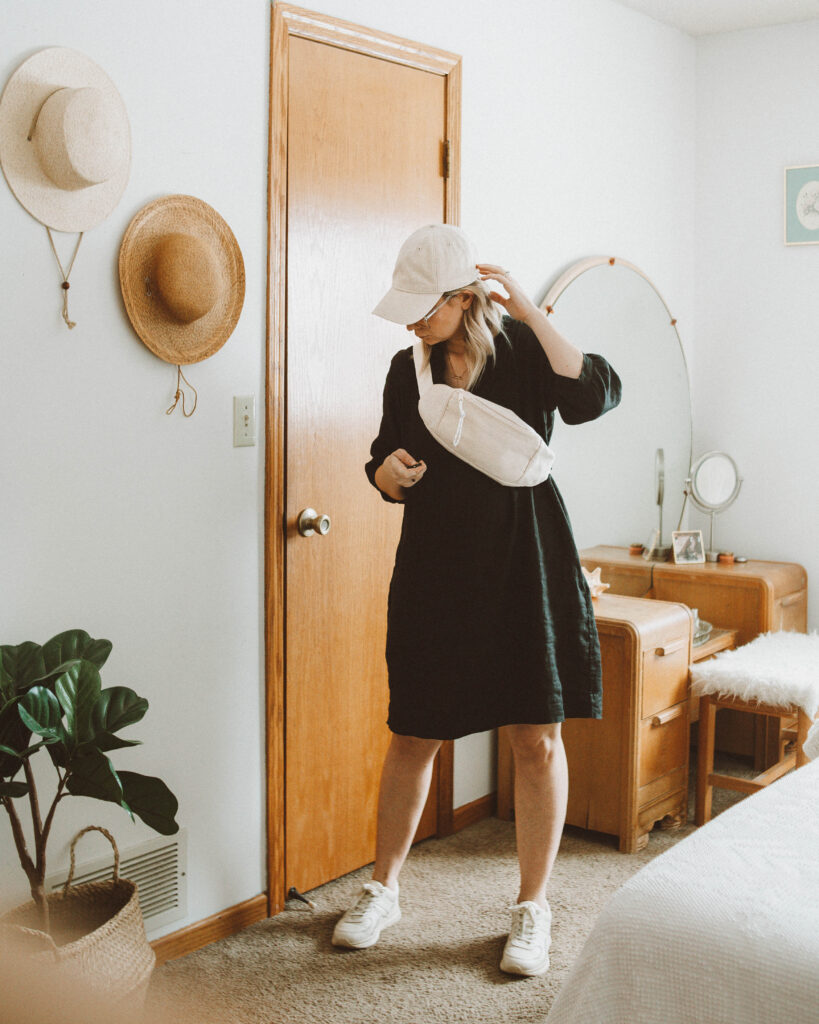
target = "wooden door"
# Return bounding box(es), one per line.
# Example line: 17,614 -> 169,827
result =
282,32 -> 450,896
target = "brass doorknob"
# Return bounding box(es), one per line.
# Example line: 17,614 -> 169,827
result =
297,508 -> 331,537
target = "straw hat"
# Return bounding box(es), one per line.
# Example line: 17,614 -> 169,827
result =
0,47 -> 131,232
119,195 -> 245,364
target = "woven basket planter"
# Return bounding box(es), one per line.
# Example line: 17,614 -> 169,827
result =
1,826 -> 155,1010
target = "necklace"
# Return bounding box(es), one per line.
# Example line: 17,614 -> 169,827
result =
445,349 -> 469,382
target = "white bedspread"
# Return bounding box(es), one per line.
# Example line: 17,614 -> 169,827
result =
546,759 -> 819,1024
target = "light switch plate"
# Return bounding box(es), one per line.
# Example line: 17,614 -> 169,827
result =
233,395 -> 256,447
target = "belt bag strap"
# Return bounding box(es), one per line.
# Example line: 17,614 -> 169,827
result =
413,342 -> 434,396
412,342 -> 555,488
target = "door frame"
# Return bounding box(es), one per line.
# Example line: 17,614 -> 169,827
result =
265,1 -> 462,915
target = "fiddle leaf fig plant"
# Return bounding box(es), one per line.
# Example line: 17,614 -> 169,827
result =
0,629 -> 179,933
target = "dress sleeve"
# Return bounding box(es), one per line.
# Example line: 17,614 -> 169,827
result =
552,351 -> 622,425
364,351 -> 410,504
507,317 -> 622,426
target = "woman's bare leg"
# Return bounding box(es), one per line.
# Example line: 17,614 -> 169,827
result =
371,733 -> 442,890
505,723 -> 568,908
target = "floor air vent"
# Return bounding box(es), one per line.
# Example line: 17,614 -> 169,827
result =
46,829 -> 187,933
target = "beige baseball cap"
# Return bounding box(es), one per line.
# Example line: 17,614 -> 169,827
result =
372,223 -> 479,325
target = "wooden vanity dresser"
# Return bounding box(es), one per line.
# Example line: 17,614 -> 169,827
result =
579,546 -> 807,642
581,546 -> 808,766
496,546 -> 807,853
571,593 -> 693,852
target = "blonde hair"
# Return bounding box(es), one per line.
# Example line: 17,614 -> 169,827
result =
423,280 -> 505,390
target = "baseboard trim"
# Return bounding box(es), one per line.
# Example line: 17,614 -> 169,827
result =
151,893 -> 268,965
452,792 -> 496,833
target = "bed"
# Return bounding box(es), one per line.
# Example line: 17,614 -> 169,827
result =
546,756 -> 819,1024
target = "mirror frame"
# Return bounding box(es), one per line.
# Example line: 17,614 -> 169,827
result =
690,450 -> 743,512
541,255 -> 694,535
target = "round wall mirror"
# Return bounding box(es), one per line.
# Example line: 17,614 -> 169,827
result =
541,257 -> 692,553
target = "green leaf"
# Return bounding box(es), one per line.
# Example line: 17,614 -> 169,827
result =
0,780 -> 29,798
66,747 -> 124,805
0,642 -> 45,695
47,741 -> 70,769
0,659 -> 12,704
18,687 -> 65,743
55,663 -> 102,746
0,697 -> 29,777
0,739 -> 50,758
27,658 -> 83,690
119,771 -> 179,835
41,631 -> 112,673
27,630 -> 111,692
20,739 -> 51,756
91,687 -> 148,738
94,732 -> 143,752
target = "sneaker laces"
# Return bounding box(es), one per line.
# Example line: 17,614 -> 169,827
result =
508,903 -> 547,947
346,882 -> 389,923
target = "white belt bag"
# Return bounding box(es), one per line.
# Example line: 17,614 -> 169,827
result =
413,343 -> 555,487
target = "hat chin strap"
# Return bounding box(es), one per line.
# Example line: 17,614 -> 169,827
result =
166,365 -> 198,418
45,227 -> 83,329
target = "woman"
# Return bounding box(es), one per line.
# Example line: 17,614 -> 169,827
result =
332,224 -> 621,976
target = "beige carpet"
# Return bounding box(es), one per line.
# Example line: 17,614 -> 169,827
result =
150,760 -> 748,1024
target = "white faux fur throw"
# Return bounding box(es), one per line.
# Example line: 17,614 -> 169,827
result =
805,720 -> 819,761
689,630 -> 819,718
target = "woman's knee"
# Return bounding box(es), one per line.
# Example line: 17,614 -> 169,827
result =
388,733 -> 442,765
506,723 -> 562,765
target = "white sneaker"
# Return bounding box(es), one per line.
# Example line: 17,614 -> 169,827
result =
500,900 -> 551,976
331,881 -> 401,949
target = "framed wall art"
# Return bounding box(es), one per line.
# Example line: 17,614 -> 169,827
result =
784,165 -> 819,245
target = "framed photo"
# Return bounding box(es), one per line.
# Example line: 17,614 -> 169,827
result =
672,529 -> 705,565
784,165 -> 819,245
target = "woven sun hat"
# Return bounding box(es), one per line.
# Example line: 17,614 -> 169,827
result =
0,47 -> 131,232
119,195 -> 245,365
372,223 -> 479,325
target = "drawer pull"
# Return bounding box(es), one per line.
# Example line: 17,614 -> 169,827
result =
655,637 -> 687,657
651,706 -> 685,728
780,592 -> 803,607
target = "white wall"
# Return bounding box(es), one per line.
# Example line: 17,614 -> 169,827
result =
0,0 -> 269,933
1,0 -> 697,932
694,21 -> 819,630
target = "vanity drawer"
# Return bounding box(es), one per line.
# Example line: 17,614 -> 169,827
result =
638,764 -> 687,809
638,702 -> 688,787
642,635 -> 690,718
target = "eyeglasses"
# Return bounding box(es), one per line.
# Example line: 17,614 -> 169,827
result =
415,293 -> 452,327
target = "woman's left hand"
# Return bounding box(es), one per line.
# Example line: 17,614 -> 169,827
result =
476,263 -> 539,324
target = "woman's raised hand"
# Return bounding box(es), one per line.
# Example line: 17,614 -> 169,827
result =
383,449 -> 427,490
476,263 -> 539,324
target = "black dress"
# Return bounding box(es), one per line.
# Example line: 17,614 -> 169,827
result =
365,317 -> 622,740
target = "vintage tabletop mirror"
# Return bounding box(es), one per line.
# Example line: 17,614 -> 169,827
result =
541,257 -> 692,554
687,450 -> 743,560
